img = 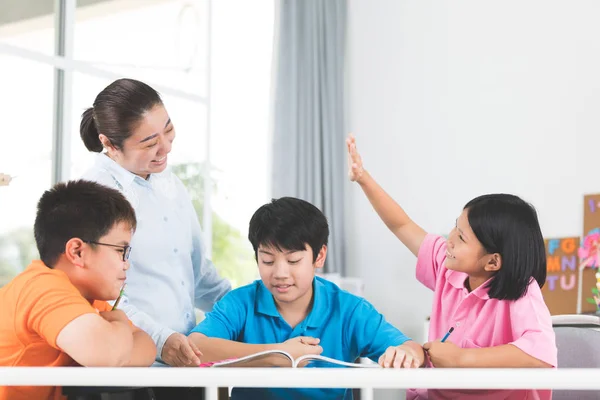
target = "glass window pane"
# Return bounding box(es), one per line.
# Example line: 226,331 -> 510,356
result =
164,95 -> 208,166
209,0 -> 274,287
0,56 -> 53,287
161,94 -> 208,229
70,73 -> 114,178
0,1 -> 54,55
74,0 -> 208,96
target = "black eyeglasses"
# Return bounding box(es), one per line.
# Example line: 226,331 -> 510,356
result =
84,241 -> 132,262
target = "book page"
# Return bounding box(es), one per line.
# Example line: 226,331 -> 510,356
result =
293,354 -> 381,368
206,349 -> 293,368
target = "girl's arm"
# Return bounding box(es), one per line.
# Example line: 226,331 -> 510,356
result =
459,344 -> 552,368
424,341 -> 553,368
347,135 -> 427,257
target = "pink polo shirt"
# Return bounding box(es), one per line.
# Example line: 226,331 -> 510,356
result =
408,234 -> 557,400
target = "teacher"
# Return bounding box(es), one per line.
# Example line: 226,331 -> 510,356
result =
80,78 -> 231,373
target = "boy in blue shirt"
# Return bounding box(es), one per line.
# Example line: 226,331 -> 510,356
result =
188,197 -> 424,399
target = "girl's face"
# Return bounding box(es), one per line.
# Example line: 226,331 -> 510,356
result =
106,104 -> 175,179
445,209 -> 492,278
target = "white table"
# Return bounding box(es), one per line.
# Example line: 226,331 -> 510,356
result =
2,367 -> 600,400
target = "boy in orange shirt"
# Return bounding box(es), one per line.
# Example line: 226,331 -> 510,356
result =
0,180 -> 157,400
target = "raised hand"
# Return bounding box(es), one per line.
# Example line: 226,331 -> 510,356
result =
346,134 -> 365,183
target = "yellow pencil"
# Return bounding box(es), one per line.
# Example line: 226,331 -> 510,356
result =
112,283 -> 127,311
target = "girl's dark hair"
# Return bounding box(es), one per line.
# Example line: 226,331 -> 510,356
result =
80,78 -> 162,152
465,193 -> 546,301
248,197 -> 329,262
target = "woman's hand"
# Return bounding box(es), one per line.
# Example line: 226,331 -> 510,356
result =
162,332 -> 203,367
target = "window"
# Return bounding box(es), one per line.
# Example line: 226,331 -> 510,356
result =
0,0 -> 273,289
0,56 -> 53,285
210,0 -> 274,286
0,3 -> 57,286
0,1 -> 54,55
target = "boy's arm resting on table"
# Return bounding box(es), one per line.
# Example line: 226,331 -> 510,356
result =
399,341 -> 426,366
56,313 -> 137,367
187,288 -> 266,364
188,333 -> 281,366
126,327 -> 157,366
96,305 -> 157,366
188,333 -> 322,367
188,286 -> 322,366
378,340 -> 426,369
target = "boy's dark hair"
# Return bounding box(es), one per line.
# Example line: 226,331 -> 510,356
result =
464,193 -> 546,301
248,197 -> 329,262
34,180 -> 137,267
80,78 -> 163,152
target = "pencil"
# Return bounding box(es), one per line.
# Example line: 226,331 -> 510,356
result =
112,283 -> 126,311
441,327 -> 454,343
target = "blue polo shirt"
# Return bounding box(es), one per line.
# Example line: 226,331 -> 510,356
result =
190,276 -> 410,400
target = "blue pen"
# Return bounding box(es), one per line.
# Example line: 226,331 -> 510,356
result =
441,327 -> 454,343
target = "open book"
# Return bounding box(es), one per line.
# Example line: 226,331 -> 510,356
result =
198,349 -> 380,368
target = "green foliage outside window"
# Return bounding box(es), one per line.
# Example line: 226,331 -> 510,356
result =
0,227 -> 38,286
171,162 -> 257,288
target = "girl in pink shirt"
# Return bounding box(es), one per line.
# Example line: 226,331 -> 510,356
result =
347,135 -> 557,400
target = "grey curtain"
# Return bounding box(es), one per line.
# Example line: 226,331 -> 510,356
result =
271,0 -> 347,275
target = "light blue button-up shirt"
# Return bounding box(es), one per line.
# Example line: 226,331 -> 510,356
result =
82,154 -> 231,358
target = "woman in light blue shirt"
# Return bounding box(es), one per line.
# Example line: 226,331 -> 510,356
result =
79,78 -> 231,373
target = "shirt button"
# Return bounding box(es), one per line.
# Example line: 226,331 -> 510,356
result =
181,281 -> 185,286
163,216 -> 168,222
173,248 -> 178,253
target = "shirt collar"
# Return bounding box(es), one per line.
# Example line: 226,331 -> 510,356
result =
446,269 -> 491,300
304,276 -> 329,327
256,280 -> 279,317
255,277 -> 329,327
93,153 -> 142,190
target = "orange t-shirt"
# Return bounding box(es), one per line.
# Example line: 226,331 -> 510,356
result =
0,260 -> 114,400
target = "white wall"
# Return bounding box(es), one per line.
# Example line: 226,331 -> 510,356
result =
346,1 -> 600,396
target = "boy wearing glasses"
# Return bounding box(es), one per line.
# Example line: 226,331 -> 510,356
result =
0,180 -> 156,400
